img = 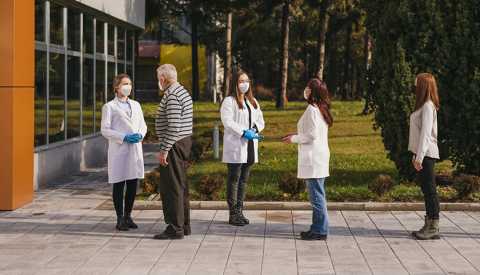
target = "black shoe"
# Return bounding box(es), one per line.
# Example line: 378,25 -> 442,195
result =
153,226 -> 184,240
238,212 -> 250,225
300,230 -> 327,241
124,216 -> 138,229
229,214 -> 246,226
116,217 -> 129,231
184,225 -> 191,236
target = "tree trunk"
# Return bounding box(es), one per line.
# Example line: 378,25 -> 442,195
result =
277,0 -> 290,109
223,12 -> 233,99
327,26 -> 338,97
191,10 -> 199,101
316,0 -> 331,80
342,22 -> 352,100
362,31 -> 372,114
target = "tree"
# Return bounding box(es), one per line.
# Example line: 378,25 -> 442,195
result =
224,11 -> 233,99
277,0 -> 291,109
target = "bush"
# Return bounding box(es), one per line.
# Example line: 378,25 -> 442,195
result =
142,169 -> 161,194
437,186 -> 458,202
368,174 -> 395,196
278,173 -> 306,199
197,175 -> 224,200
385,184 -> 423,202
327,186 -> 376,202
452,174 -> 480,199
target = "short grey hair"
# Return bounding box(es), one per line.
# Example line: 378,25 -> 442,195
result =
157,64 -> 177,82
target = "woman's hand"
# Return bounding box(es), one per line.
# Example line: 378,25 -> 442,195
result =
413,160 -> 423,171
282,134 -> 294,144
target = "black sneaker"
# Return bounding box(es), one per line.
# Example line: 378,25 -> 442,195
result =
300,230 -> 327,241
184,225 -> 191,236
153,226 -> 184,240
124,216 -> 138,229
116,217 -> 129,231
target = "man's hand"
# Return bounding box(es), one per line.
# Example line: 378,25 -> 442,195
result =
157,151 -> 169,166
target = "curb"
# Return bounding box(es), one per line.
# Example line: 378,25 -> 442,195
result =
96,200 -> 480,211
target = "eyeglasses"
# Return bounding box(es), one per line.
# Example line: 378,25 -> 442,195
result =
239,80 -> 250,83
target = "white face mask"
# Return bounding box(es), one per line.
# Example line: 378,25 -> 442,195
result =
120,84 -> 132,97
238,82 -> 250,94
303,88 -> 311,100
158,80 -> 164,91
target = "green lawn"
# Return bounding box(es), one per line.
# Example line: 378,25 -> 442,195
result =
142,100 -> 459,202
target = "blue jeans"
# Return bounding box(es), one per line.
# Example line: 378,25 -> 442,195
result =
306,178 -> 329,235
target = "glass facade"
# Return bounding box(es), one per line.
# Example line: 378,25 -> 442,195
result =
34,0 -> 137,147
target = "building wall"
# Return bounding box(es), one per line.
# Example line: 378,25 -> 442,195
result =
75,0 -> 145,28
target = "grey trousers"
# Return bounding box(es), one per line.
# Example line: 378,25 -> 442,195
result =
159,137 -> 192,233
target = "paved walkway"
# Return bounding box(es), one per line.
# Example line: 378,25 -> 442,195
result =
1,173 -> 480,274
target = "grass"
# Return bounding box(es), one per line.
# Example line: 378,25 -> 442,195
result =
140,100 -> 464,202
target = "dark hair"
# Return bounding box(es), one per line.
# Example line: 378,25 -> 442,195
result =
306,78 -> 333,127
229,69 -> 258,109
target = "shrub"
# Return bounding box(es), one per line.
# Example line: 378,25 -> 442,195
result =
385,184 -> 423,202
278,173 -> 305,199
452,174 -> 480,199
142,169 -> 161,194
327,186 -> 376,202
197,175 -> 224,200
368,174 -> 395,196
437,186 -> 458,202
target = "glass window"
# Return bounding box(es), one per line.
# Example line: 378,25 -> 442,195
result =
108,24 -> 115,56
35,50 -> 47,146
126,30 -> 134,63
35,1 -> 45,42
107,61 -> 116,100
126,64 -> 133,79
96,21 -> 104,53
67,9 -> 81,51
50,3 -> 64,45
49,53 -> 65,143
83,59 -> 94,135
84,15 -> 94,54
117,27 -> 125,60
67,56 -> 81,139
95,60 -> 105,131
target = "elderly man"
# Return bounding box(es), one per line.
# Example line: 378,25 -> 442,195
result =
154,64 -> 193,240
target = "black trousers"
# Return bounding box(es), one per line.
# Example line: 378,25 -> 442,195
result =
418,157 -> 440,219
159,137 -> 192,233
112,179 -> 138,218
226,163 -> 253,213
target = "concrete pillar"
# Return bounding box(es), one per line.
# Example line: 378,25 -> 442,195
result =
0,0 -> 34,210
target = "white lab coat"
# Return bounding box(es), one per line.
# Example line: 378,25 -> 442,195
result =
291,104 -> 330,179
101,97 -> 148,183
221,96 -> 265,163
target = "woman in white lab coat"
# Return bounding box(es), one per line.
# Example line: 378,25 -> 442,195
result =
282,78 -> 333,240
101,73 -> 147,231
220,70 -> 265,226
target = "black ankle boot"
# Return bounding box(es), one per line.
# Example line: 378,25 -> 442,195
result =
116,217 -> 129,231
124,216 -> 138,229
229,211 -> 246,226
238,208 -> 249,225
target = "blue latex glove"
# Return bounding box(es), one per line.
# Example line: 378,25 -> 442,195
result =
124,133 -> 142,144
242,129 -> 257,141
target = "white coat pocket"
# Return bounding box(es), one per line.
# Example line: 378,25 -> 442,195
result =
298,145 -> 313,166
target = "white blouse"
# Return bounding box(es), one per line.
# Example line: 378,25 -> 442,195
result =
408,100 -> 439,163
